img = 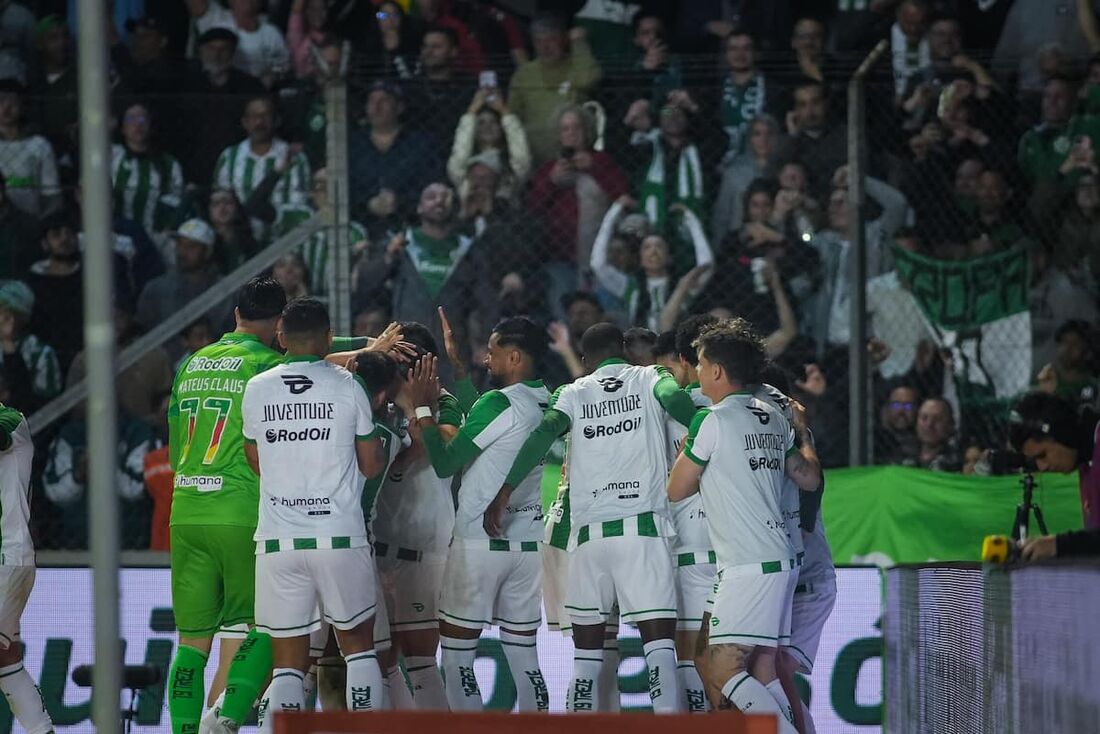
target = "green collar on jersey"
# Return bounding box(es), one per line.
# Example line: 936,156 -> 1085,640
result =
284,354 -> 322,363
521,379 -> 545,388
596,358 -> 628,369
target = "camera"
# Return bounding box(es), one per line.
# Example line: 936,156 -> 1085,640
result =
985,449 -> 1038,475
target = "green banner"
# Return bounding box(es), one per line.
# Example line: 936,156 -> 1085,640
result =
893,245 -> 1029,329
822,466 -> 1083,565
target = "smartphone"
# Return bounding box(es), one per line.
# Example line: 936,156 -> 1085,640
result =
479,70 -> 498,88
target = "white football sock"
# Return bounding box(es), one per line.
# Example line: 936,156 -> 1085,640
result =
199,691 -> 225,734
599,634 -> 620,712
568,648 -> 603,713
257,668 -> 304,734
440,635 -> 482,711
499,631 -> 547,712
405,656 -> 448,710
766,678 -> 795,724
344,651 -> 384,712
387,665 -> 414,710
722,673 -> 798,734
677,660 -> 707,712
642,639 -> 681,713
0,662 -> 53,734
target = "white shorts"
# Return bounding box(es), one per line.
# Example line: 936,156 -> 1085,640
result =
566,535 -> 677,626
706,565 -> 795,649
376,548 -> 446,632
0,566 -> 34,648
540,543 -> 571,634
787,578 -> 837,674
256,546 -> 376,639
675,562 -> 716,632
438,539 -> 542,632
308,568 -> 392,656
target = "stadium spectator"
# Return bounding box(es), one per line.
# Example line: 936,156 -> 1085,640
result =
110,102 -> 186,247
208,186 -> 260,273
447,85 -> 531,203
0,78 -> 59,217
619,13 -> 683,115
213,94 -> 311,242
227,0 -> 290,86
143,391 -> 172,551
967,169 -> 1031,253
135,219 -> 228,337
415,0 -> 487,75
286,0 -> 332,79
274,167 -> 369,300
875,383 -> 921,465
271,251 -> 311,299
1057,172 -> 1100,291
777,79 -> 847,200
175,317 -> 216,371
788,16 -> 843,94
67,302 -> 174,424
457,0 -> 528,75
26,212 -> 85,370
184,0 -> 234,58
571,0 -> 639,65
527,104 -> 628,319
120,16 -> 189,105
352,303 -> 390,338
714,29 -> 779,160
713,115 -> 780,243
0,173 -> 43,278
0,0 -> 33,84
508,16 -> 601,165
773,160 -> 824,245
405,25 -> 476,156
908,397 -> 962,472
355,182 -> 495,378
348,78 -> 443,232
182,27 -> 266,185
544,290 -> 605,384
279,35 -> 348,170
362,1 -> 422,78
42,406 -> 157,550
1036,320 -> 1100,405
0,279 -> 60,414
27,15 -> 77,165
993,0 -> 1100,102
890,0 -> 930,99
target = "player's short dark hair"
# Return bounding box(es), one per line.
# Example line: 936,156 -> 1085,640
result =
581,322 -> 625,361
1009,391 -> 1081,451
759,362 -> 793,395
398,321 -> 437,357
676,313 -> 720,365
280,297 -> 330,336
624,327 -> 657,352
356,351 -> 399,397
237,276 -> 287,321
695,322 -> 766,385
492,316 -> 546,360
654,330 -> 678,359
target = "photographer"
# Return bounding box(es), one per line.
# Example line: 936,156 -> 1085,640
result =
1008,391 -> 1100,559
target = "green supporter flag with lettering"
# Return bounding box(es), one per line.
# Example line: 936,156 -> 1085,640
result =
893,244 -> 1032,405
821,466 -> 1083,565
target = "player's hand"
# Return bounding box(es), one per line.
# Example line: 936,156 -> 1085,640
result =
546,321 -> 574,355
406,354 -> 441,410
384,232 -> 407,264
483,486 -> 512,537
368,322 -> 404,355
1020,534 -> 1058,561
437,306 -> 467,379
789,399 -> 809,434
796,363 -> 827,398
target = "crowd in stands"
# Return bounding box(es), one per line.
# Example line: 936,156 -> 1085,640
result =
0,0 -> 1095,548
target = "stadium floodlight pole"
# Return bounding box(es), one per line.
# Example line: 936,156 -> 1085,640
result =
325,79 -> 352,335
846,39 -> 888,467
76,1 -> 121,729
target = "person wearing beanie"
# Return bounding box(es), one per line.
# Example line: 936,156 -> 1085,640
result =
0,278 -> 60,414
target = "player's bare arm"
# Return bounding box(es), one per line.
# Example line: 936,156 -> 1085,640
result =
437,306 -> 467,379
483,484 -> 513,537
244,442 -> 260,476
667,451 -> 704,501
356,434 -> 386,479
786,400 -> 822,491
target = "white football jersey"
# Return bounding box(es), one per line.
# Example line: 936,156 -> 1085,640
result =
242,357 -> 375,546
553,360 -> 676,538
0,411 -> 34,566
666,383 -> 713,555
684,392 -> 796,569
454,380 -> 550,542
753,383 -> 805,557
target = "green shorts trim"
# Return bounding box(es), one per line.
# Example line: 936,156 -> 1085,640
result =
170,525 -> 257,637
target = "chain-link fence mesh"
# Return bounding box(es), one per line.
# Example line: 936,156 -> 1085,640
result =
16,7 -> 1100,548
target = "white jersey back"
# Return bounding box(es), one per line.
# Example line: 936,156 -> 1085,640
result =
242,358 -> 375,545
373,454 -> 455,552
455,380 -> 550,542
685,392 -> 795,569
554,360 -> 674,533
666,383 -> 713,555
0,414 -> 34,566
753,383 -> 804,557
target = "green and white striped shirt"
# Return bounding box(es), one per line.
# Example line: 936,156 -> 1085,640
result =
110,145 -> 185,236
274,203 -> 367,299
214,138 -> 310,242
0,334 -> 62,403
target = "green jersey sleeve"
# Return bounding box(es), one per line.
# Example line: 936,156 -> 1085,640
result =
422,390 -> 511,478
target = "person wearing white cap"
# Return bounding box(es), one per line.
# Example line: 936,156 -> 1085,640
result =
135,218 -> 229,342
0,279 -> 60,412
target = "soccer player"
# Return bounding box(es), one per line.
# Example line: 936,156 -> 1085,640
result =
663,315 -> 719,712
494,322 -> 697,713
403,317 -> 551,712
0,403 -> 53,734
242,298 -> 387,726
666,323 -> 820,733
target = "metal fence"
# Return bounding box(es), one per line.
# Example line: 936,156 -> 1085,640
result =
19,43 -> 1095,549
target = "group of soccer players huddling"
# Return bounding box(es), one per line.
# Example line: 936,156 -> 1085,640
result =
163,275 -> 835,734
